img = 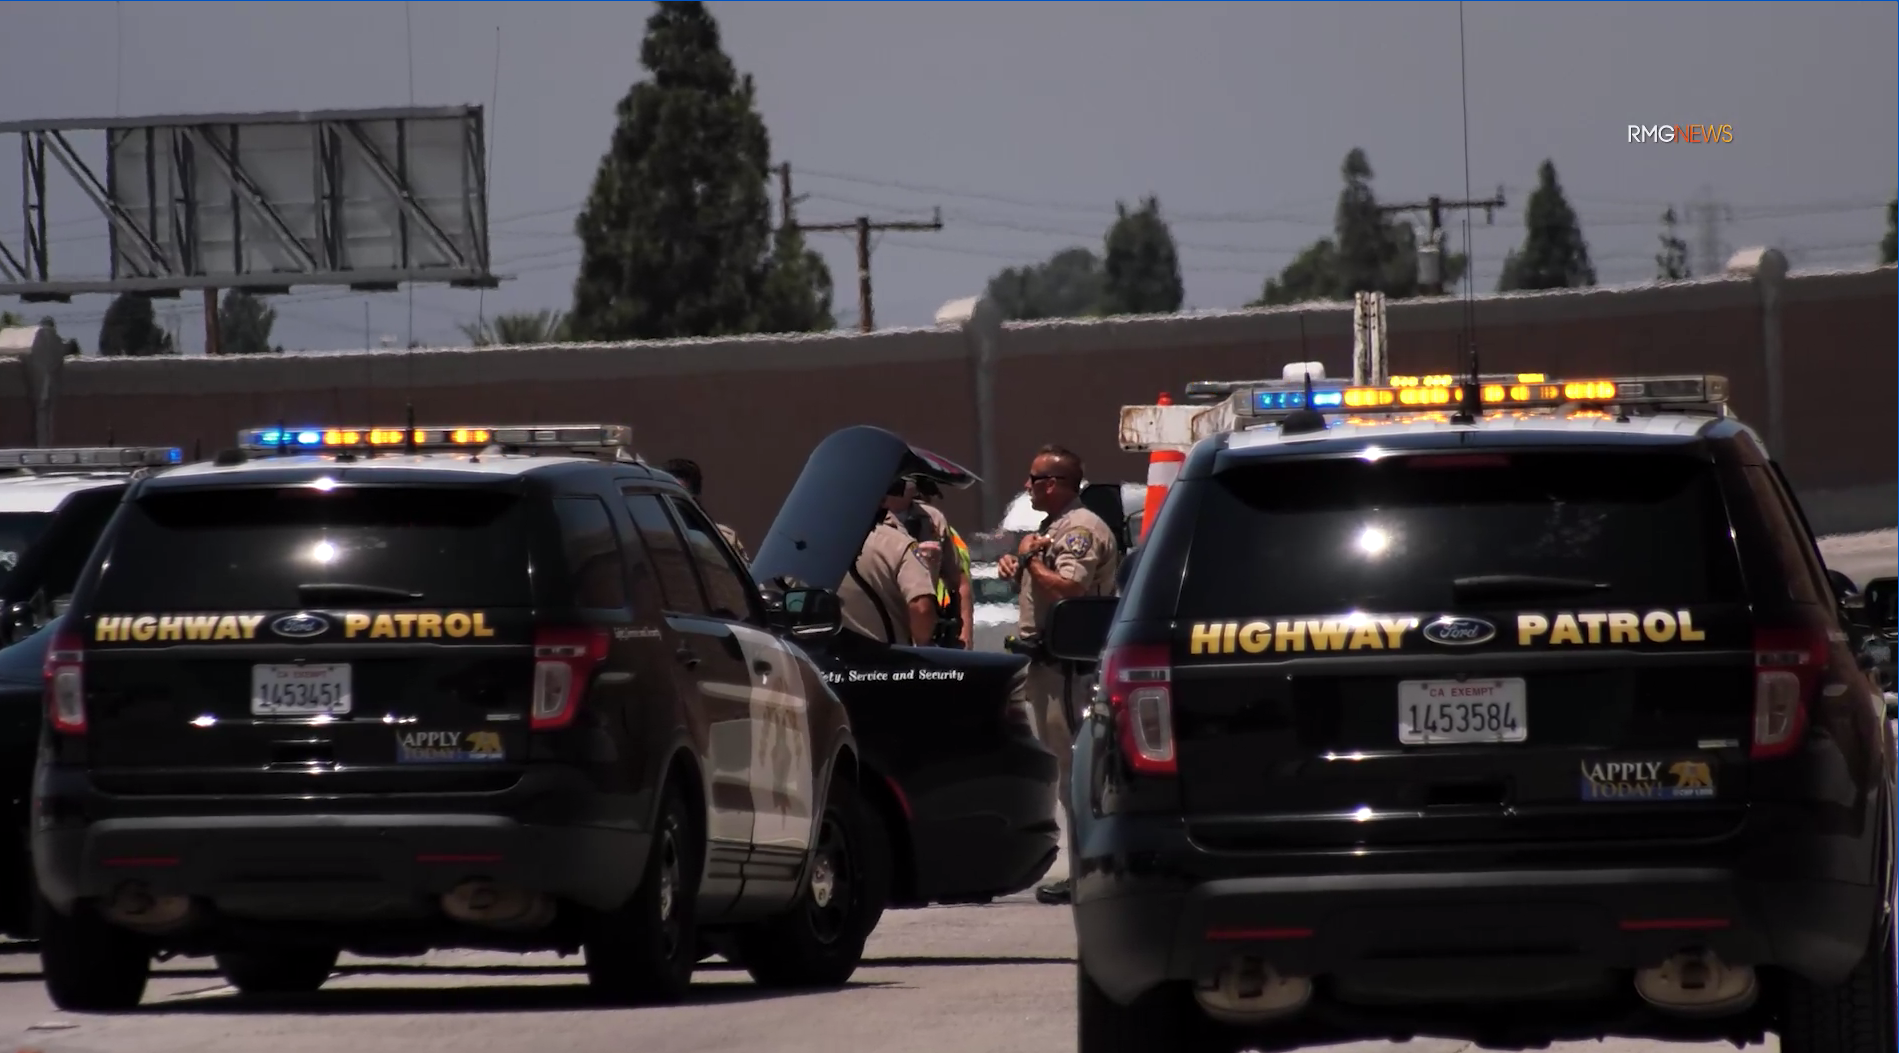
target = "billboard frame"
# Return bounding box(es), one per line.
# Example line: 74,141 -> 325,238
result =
0,106 -> 498,302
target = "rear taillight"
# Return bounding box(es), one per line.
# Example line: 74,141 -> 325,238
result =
1101,642 -> 1175,775
1750,625 -> 1828,759
531,626 -> 611,730
44,629 -> 87,734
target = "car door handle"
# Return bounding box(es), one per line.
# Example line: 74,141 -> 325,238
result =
675,646 -> 700,669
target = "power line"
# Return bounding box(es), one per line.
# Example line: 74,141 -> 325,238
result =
783,164 -> 943,333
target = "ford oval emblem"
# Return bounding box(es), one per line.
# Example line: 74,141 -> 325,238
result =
1422,615 -> 1496,647
270,612 -> 330,640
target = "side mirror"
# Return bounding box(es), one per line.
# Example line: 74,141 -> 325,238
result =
1045,595 -> 1119,663
1863,577 -> 1897,632
780,587 -> 843,640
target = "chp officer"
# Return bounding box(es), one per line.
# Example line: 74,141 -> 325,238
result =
995,444 -> 1119,905
906,478 -> 974,649
660,458 -> 749,563
836,478 -> 939,646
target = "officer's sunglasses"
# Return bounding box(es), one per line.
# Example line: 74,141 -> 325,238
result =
1027,473 -> 1078,485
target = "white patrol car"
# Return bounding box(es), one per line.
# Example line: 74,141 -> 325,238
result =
0,446 -> 184,640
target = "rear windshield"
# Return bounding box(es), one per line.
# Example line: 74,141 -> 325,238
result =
0,511 -> 53,590
89,486 -> 529,610
1176,452 -> 1743,618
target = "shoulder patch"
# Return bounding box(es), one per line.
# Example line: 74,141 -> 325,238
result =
1058,530 -> 1094,558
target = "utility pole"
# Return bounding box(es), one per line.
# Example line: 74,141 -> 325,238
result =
796,207 -> 944,333
202,288 -> 222,356
1377,186 -> 1507,295
1684,186 -> 1733,277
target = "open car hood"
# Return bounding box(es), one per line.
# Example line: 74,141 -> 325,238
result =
752,425 -> 978,594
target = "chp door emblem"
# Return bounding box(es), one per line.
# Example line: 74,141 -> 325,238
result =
1421,615 -> 1497,647
270,612 -> 331,640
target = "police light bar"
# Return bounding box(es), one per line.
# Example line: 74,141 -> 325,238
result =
238,424 -> 633,453
1229,373 -> 1729,420
0,446 -> 184,469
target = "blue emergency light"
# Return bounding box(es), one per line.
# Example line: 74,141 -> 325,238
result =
0,446 -> 183,469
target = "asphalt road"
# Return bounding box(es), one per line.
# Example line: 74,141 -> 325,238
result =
0,898 -> 1780,1053
0,531 -> 1881,1053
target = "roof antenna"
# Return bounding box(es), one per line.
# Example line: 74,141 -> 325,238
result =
1449,0 -> 1483,427
1280,365 -> 1329,436
405,401 -> 417,456
1302,365 -> 1316,406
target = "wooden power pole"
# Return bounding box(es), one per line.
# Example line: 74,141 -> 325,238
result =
779,163 -> 943,332
1377,187 -> 1507,295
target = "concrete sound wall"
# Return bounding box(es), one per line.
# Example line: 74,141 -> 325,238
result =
13,260 -> 1896,543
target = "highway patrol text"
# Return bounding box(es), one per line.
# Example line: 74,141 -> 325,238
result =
94,611 -> 498,643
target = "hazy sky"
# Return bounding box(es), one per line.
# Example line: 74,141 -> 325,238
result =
1,1 -> 1893,353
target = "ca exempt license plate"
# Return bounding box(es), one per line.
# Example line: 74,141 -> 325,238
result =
1398,678 -> 1526,745
252,663 -> 353,717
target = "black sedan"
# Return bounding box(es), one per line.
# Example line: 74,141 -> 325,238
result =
752,426 -> 1060,907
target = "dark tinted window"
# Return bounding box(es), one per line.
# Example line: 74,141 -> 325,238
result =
554,496 -> 627,611
90,486 -> 529,609
1175,452 -> 1744,618
0,511 -> 53,590
667,496 -> 758,622
1738,465 -> 1828,605
623,493 -> 708,615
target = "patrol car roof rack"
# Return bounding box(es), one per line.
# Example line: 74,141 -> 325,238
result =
1118,371 -> 1732,452
0,446 -> 184,473
238,424 -> 636,462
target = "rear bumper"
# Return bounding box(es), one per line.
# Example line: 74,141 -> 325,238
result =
32,765 -> 650,919
1074,818 -> 1888,1008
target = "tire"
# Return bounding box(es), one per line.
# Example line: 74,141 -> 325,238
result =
36,896 -> 150,1011
735,776 -> 891,989
214,946 -> 339,995
585,783 -> 701,1005
1778,920 -> 1897,1053
1078,962 -> 1212,1053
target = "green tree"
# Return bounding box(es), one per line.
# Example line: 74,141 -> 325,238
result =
1881,198 -> 1896,266
568,1 -> 831,340
985,247 -> 1107,321
96,293 -> 174,357
1099,196 -> 1184,315
1251,148 -> 1466,306
1497,160 -> 1596,292
1656,207 -> 1691,281
0,311 -> 21,328
217,289 -> 279,355
458,308 -> 570,346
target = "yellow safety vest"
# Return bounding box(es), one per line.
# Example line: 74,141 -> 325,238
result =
936,528 -> 970,609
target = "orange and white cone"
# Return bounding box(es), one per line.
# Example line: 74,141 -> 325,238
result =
1140,392 -> 1184,543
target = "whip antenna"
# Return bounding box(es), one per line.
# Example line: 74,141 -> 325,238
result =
1451,0 -> 1484,426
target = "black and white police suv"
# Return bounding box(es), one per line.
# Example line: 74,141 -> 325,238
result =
0,445 -> 185,646
1048,372 -> 1896,1052
33,423 -> 882,1011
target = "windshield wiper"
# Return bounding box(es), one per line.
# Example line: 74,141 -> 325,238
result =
296,582 -> 425,603
1451,574 -> 1611,600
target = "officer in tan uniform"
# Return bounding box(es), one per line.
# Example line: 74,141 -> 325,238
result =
836,479 -> 938,646
900,480 -> 974,649
661,458 -> 749,563
995,444 -> 1119,905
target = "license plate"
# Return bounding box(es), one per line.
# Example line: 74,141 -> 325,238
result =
252,663 -> 353,716
1398,678 -> 1526,745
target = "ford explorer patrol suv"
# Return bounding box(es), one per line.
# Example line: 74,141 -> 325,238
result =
32,423 -> 881,1011
1047,372 -> 1896,1053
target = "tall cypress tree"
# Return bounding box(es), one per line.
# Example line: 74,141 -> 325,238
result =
1100,197 -> 1184,316
568,1 -> 831,340
1498,160 -> 1596,292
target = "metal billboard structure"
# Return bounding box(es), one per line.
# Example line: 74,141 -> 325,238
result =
0,106 -> 497,302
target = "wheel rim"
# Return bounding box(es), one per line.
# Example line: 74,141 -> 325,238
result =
655,820 -> 684,959
803,813 -> 857,945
